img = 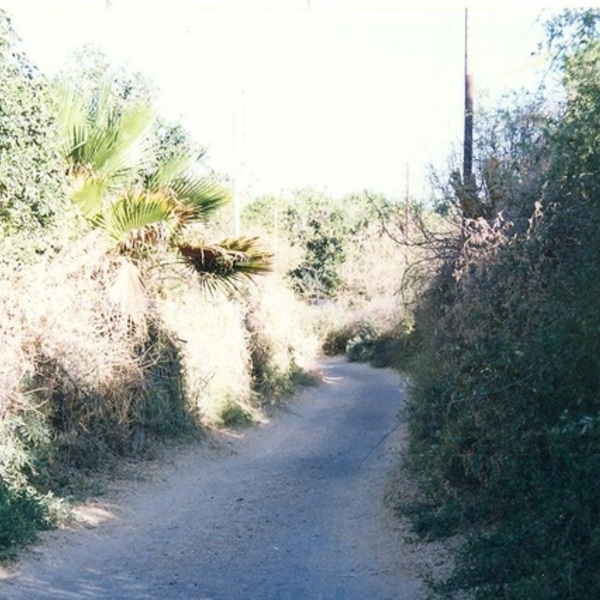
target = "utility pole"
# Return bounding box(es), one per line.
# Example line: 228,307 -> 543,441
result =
463,8 -> 474,186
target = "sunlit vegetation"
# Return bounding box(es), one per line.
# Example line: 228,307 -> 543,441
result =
242,188 -> 424,369
0,12 -> 316,557
6,6 -> 598,593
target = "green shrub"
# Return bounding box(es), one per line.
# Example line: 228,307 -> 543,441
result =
345,322 -> 380,362
401,10 -> 600,598
0,480 -> 54,558
216,399 -> 253,428
322,316 -> 416,370
0,10 -> 71,263
322,322 -> 355,356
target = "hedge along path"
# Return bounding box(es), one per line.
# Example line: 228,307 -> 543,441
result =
0,358 -> 429,600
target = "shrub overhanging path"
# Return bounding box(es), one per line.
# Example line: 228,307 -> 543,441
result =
0,358 -> 424,600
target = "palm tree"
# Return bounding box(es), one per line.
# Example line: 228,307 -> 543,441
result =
57,82 -> 272,317
57,81 -> 154,220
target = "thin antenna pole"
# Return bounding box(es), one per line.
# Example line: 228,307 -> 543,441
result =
404,162 -> 410,237
232,95 -> 240,237
232,90 -> 245,238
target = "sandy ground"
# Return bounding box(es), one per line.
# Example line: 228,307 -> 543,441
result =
0,357 -> 449,600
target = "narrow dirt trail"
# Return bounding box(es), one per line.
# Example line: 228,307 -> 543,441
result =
0,358 -> 426,600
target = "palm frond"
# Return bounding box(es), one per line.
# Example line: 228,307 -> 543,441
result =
98,193 -> 175,252
69,175 -> 108,221
170,176 -> 230,224
178,236 -> 273,293
56,82 -> 89,163
145,154 -> 230,227
57,81 -> 153,191
97,104 -> 154,180
146,154 -> 193,191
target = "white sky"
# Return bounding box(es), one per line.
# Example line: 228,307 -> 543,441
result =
4,1 -> 564,200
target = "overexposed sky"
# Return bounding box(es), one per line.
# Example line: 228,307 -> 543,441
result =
6,1 -> 556,200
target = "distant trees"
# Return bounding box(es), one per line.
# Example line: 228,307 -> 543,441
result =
243,188 -> 402,300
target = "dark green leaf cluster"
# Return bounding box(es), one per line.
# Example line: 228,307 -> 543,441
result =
0,479 -> 53,559
403,9 -> 600,599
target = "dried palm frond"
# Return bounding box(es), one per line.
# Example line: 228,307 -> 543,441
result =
178,237 -> 273,293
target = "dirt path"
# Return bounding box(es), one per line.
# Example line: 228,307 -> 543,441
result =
0,357 -> 429,600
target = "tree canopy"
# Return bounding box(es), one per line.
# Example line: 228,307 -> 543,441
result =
0,10 -> 70,262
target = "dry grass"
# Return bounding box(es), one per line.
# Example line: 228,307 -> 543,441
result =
156,279 -> 253,425
0,234 -> 152,475
0,227 -> 321,487
245,277 -> 320,375
313,222 -> 422,360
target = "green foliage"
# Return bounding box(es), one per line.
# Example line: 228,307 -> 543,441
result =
401,10 -> 600,599
0,480 -> 54,558
243,190 -> 417,372
284,190 -> 349,298
244,189 -> 389,300
0,10 -> 70,262
57,81 -> 154,200
344,321 -> 381,362
217,399 -> 253,427
57,81 -> 271,303
287,222 -> 345,298
0,407 -> 57,557
322,322 -> 358,356
367,325 -> 418,369
332,320 -> 415,368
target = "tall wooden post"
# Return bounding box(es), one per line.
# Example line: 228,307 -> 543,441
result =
463,8 -> 474,186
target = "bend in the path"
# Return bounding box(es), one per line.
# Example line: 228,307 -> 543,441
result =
0,357 -> 425,600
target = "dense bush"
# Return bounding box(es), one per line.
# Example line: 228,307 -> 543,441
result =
403,10 -> 600,599
0,227 -> 318,550
1,238 -> 189,484
0,479 -> 55,559
0,11 -> 72,262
